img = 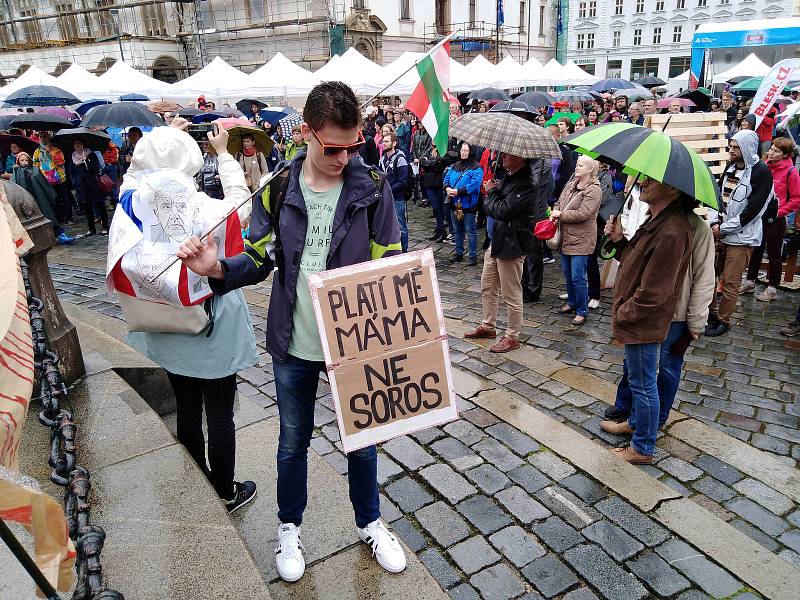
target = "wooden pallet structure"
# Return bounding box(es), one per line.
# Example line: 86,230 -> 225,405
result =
645,112 -> 729,177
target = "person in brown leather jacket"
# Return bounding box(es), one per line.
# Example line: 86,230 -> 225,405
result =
600,176 -> 693,464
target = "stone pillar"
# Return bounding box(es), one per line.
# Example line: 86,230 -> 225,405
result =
2,181 -> 85,385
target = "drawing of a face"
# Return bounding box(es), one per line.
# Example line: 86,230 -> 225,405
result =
151,178 -> 199,241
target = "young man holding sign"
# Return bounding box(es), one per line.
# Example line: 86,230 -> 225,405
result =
176,82 -> 406,582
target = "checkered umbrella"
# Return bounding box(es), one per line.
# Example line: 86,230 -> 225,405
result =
449,112 -> 561,160
277,113 -> 303,139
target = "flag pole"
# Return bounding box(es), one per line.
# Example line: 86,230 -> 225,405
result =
148,162 -> 290,282
359,30 -> 458,109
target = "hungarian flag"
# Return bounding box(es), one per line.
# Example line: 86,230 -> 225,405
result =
407,40 -> 451,156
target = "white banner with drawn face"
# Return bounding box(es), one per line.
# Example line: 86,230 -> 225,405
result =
106,168 -> 242,307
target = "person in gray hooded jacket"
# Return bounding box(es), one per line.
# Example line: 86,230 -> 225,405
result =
705,129 -> 773,337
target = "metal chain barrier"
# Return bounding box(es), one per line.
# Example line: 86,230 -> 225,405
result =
24,269 -> 124,600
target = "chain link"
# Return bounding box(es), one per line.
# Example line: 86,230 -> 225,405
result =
24,269 -> 124,600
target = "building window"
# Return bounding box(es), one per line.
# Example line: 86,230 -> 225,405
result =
633,29 -> 642,45
247,0 -> 264,21
655,0 -> 664,9
607,59 -> 622,78
669,56 -> 690,77
519,1 -> 526,33
586,33 -> 594,48
577,33 -> 595,49
353,0 -> 366,8
588,1 -> 596,17
652,27 -> 661,44
578,1 -> 586,17
676,0 -> 685,7
20,9 -> 43,43
579,62 -> 596,75
615,0 -> 624,14
469,0 -> 476,26
720,0 -> 730,4
697,0 -> 707,6
635,0 -> 644,12
612,30 -> 621,47
539,2 -> 545,35
57,3 -> 81,40
672,25 -> 682,42
631,57 -> 659,80
400,0 -> 411,19
141,4 -> 167,36
577,33 -> 585,49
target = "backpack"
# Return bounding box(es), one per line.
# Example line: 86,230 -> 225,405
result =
389,151 -> 414,202
268,163 -> 385,284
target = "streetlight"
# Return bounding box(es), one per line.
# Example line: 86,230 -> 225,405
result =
110,8 -> 124,62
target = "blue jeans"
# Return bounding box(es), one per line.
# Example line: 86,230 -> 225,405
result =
274,354 -> 380,528
424,186 -> 447,234
559,254 -> 589,317
614,321 -> 688,427
452,211 -> 477,258
394,199 -> 408,252
623,343 -> 660,456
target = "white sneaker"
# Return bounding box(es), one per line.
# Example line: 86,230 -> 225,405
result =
357,519 -> 407,573
588,299 -> 600,309
275,523 -> 305,582
740,280 -> 756,294
756,286 -> 778,302
559,292 -> 569,300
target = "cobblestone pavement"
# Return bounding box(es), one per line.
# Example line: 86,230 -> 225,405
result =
49,203 -> 800,599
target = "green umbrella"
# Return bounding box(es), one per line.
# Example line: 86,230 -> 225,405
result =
562,122 -> 719,209
732,77 -> 763,94
545,111 -> 581,126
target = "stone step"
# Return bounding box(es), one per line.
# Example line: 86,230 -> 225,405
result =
4,309 -> 272,599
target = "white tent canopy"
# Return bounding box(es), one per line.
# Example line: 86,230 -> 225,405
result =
381,52 -> 425,95
248,52 -> 320,97
314,48 -> 387,95
55,63 -> 104,100
95,61 -> 174,100
494,55 -> 529,89
529,59 -> 569,87
667,69 -> 690,94
168,56 -> 251,100
562,61 -> 601,85
0,66 -> 60,101
452,54 -> 501,91
711,53 -> 771,85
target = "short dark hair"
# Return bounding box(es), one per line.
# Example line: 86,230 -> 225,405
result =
305,81 -> 360,131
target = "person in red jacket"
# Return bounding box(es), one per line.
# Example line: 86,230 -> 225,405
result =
742,136 -> 800,301
756,106 -> 777,155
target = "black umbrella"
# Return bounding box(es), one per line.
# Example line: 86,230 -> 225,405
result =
177,107 -> 204,117
636,76 -> 666,88
82,102 -> 165,129
10,113 -> 76,131
52,127 -> 110,152
467,88 -> 512,102
2,85 -> 81,107
0,115 -> 17,130
236,98 -> 268,115
489,100 -> 538,120
727,75 -> 751,85
0,133 -> 39,156
676,89 -> 711,111
554,89 -> 597,103
514,91 -> 555,108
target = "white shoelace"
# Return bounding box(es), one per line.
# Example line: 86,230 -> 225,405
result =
276,526 -> 304,559
363,520 -> 400,557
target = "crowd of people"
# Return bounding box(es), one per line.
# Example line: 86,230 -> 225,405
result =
3,76 -> 800,582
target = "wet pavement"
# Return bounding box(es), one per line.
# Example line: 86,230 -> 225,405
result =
46,201 -> 800,599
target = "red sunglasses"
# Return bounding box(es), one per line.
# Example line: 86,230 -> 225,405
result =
308,126 -> 365,156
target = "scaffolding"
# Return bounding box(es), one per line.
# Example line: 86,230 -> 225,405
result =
0,0 -> 346,80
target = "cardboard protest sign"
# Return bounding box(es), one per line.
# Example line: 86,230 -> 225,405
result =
308,248 -> 457,452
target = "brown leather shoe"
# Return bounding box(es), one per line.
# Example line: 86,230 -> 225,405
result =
464,325 -> 497,339
490,336 -> 521,353
600,420 -> 634,436
610,446 -> 653,464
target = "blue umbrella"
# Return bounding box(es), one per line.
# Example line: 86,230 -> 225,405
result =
277,113 -> 304,139
590,78 -> 637,93
75,99 -> 111,116
2,85 -> 81,107
258,106 -> 298,125
120,93 -> 150,102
